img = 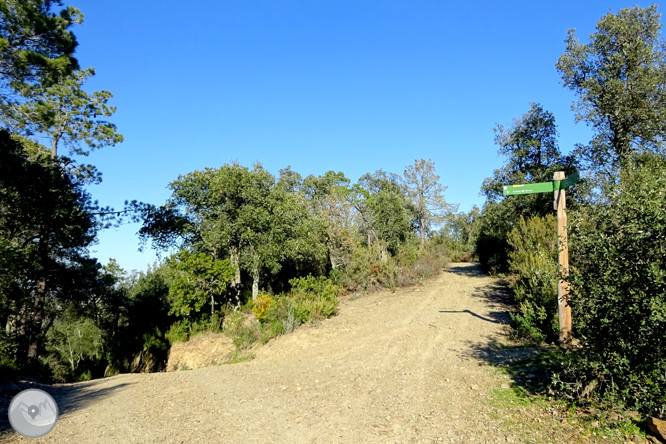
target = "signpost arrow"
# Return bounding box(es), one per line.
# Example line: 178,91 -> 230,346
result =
503,181 -> 553,196
503,170 -> 579,345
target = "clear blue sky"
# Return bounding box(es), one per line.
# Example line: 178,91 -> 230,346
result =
66,0 -> 655,272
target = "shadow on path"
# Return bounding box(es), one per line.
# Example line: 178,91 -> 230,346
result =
0,379 -> 134,434
446,263 -> 487,278
439,309 -> 507,324
445,262 -> 557,393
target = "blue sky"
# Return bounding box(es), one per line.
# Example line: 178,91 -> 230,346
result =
65,0 -> 656,272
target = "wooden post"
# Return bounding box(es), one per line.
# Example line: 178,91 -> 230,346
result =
554,171 -> 572,344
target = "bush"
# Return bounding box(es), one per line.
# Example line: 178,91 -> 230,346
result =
289,275 -> 341,322
336,245 -> 399,291
222,309 -> 261,350
251,293 -> 275,320
165,313 -> 223,345
554,153 -> 666,416
506,214 -> 559,343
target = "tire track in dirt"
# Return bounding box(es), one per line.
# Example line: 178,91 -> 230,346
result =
2,263 -> 524,444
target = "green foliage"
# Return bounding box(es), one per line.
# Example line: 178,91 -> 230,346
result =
356,170 -> 415,255
165,313 -> 223,345
0,130 -> 105,365
334,244 -> 399,291
139,162 -> 328,302
100,264 -> 172,374
167,250 -> 235,318
555,153 -> 666,415
0,0 -> 82,96
476,104 -> 576,273
506,214 -> 559,343
442,206 -> 480,261
45,316 -> 103,381
2,67 -> 123,158
288,275 -> 342,322
556,5 -> 666,174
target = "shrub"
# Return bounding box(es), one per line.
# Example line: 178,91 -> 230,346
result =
554,153 -> 666,416
222,309 -> 261,350
336,245 -> 399,291
289,275 -> 341,322
251,293 -> 275,320
166,313 -> 223,345
506,214 -> 559,343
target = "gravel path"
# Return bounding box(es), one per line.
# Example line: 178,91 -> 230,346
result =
1,263 -> 541,443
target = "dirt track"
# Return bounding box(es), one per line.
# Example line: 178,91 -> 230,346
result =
1,263 -> 544,443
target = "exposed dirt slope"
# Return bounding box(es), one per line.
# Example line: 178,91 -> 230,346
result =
0,263 -> 576,443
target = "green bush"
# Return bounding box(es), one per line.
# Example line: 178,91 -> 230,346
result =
554,153 -> 666,416
506,214 -> 559,343
165,313 -> 223,345
289,275 -> 341,322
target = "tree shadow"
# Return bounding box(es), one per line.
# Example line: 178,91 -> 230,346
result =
439,309 -> 509,325
444,263 -> 556,393
0,378 -> 134,434
446,263 -> 487,278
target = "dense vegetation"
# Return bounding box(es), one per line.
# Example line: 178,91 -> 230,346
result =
1,0 -> 665,425
475,5 -> 666,418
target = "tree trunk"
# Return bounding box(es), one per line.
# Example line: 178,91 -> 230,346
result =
381,246 -> 388,263
27,237 -> 48,361
419,216 -> 426,247
27,278 -> 46,360
252,266 -> 259,301
229,246 -> 241,307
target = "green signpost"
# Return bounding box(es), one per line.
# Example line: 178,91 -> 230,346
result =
503,171 -> 580,344
503,171 -> 580,196
503,181 -> 553,195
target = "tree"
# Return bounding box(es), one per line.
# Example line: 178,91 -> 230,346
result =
46,315 -> 102,374
139,163 -> 326,302
2,67 -> 123,158
483,103 -> 567,200
402,159 -> 457,247
556,5 -> 666,175
476,104 -> 575,273
357,170 -> 414,257
300,171 -> 357,270
167,250 -> 235,318
0,0 -> 81,101
0,130 -> 101,364
444,205 -> 480,253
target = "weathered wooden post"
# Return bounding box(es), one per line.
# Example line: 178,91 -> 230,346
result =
503,170 -> 579,345
553,171 -> 572,344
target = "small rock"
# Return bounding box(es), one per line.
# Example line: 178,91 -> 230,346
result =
647,417 -> 666,442
470,385 -> 479,391
501,383 -> 510,389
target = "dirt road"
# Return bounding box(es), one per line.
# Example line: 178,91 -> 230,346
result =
1,263 -> 538,443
